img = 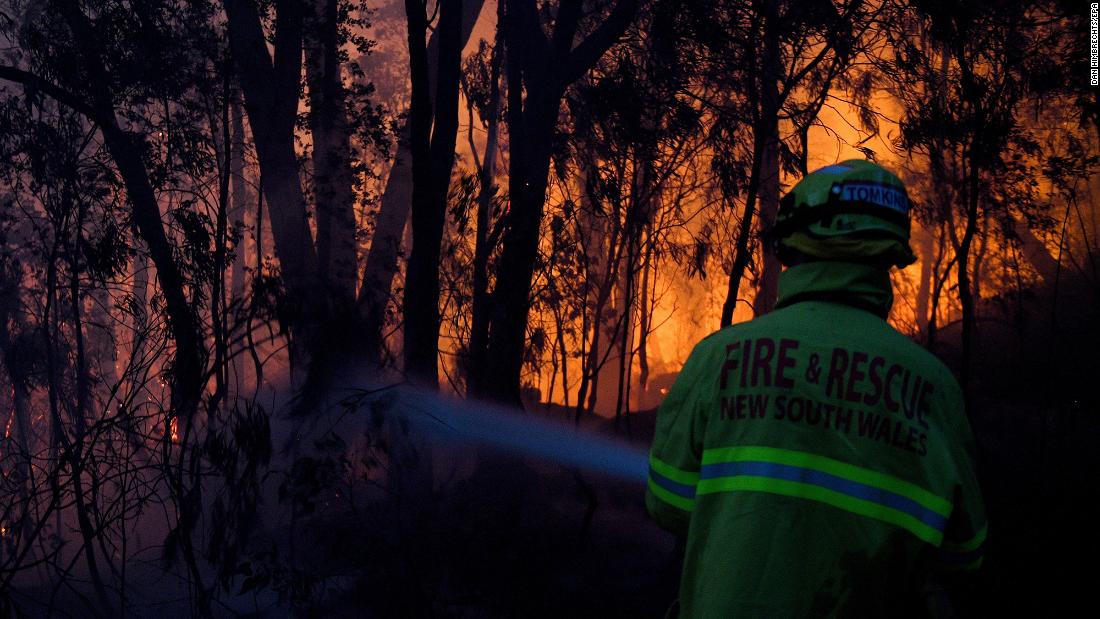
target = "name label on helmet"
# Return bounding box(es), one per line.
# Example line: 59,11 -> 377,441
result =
839,182 -> 909,215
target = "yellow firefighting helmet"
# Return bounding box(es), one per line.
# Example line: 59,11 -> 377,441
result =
770,159 -> 916,268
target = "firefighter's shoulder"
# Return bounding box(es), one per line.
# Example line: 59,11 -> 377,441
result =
689,320 -> 761,360
879,325 -> 964,397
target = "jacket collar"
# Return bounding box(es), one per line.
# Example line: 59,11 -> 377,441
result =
774,261 -> 893,318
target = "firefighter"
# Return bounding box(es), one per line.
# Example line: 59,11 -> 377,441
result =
646,160 -> 986,617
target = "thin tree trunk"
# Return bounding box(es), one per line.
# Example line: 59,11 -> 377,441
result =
229,102 -> 252,388
721,135 -> 764,327
722,2 -> 780,327
230,103 -> 252,300
555,304 -> 570,409
476,0 -> 639,405
0,278 -> 34,538
403,0 -> 464,386
359,0 -> 486,363
614,230 -> 637,428
972,211 -> 990,304
467,0 -> 504,393
604,188 -> 632,417
131,249 -> 150,383
751,10 -> 782,316
70,204 -> 90,438
89,284 -> 119,392
358,128 -> 414,363
570,162 -> 603,421
50,3 -> 204,424
575,180 -> 628,419
928,219 -> 952,348
615,151 -> 656,423
305,0 -> 358,302
915,222 -> 934,338
957,155 -> 979,396
1014,216 -> 1060,283
226,0 -> 321,319
45,228 -> 113,616
212,67 -> 232,414
637,228 -> 654,402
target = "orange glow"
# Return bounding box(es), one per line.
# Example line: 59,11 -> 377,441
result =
169,416 -> 179,443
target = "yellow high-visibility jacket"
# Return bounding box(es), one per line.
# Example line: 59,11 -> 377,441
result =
647,261 -> 986,618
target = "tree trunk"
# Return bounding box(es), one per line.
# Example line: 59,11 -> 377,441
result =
1013,216 -> 1061,283
722,2 -> 780,326
972,211 -> 990,304
359,0 -> 487,363
957,153 -> 980,395
467,0 -> 504,393
226,0 -> 321,319
615,148 -> 658,421
228,102 -> 254,390
482,96 -> 557,405
211,71 -> 232,413
613,225 -> 638,427
230,102 -> 252,301
476,0 -> 639,404
402,0 -> 464,386
53,3 -> 204,423
0,274 -> 34,532
69,207 -> 90,437
602,190 -> 634,417
357,142 -> 411,362
637,234 -> 654,400
751,10 -> 783,316
89,282 -> 120,391
305,0 -> 358,303
721,133 -> 764,328
577,172 -> 630,419
928,218 -> 953,349
554,302 -> 570,408
915,222 -> 934,338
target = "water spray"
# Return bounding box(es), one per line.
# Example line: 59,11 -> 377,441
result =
360,384 -> 650,485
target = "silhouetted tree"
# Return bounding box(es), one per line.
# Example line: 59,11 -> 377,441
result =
358,0 -> 486,366
888,0 -> 1075,393
402,0 -> 464,386
471,0 -> 640,405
